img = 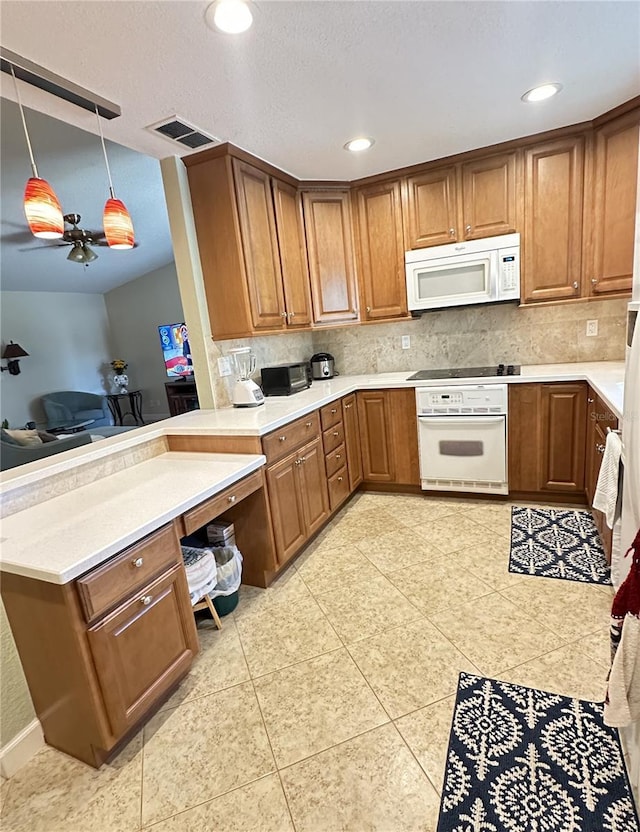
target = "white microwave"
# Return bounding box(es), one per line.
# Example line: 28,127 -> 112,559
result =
405,233 -> 520,313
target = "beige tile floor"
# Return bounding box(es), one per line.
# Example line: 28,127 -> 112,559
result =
1,493 -> 615,832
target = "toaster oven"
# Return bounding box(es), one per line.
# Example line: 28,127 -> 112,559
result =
261,362 -> 312,396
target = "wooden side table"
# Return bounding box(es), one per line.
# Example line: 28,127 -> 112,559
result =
106,391 -> 144,426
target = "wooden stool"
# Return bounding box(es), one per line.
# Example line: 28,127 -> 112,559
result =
192,593 -> 223,630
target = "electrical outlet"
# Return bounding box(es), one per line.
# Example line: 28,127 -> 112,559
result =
217,355 -> 233,377
401,335 -> 411,350
586,320 -> 598,337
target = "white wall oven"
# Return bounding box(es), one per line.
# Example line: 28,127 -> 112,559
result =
417,385 -> 508,495
405,234 -> 520,313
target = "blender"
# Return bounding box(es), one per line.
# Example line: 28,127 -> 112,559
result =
229,348 -> 264,407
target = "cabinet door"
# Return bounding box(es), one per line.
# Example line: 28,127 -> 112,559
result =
404,167 -> 458,248
540,383 -> 587,493
87,566 -> 198,738
589,112 -> 640,296
356,180 -> 407,319
523,137 -> 585,303
266,452 -> 308,564
584,391 -> 599,507
342,394 -> 363,492
461,152 -> 518,239
303,190 -> 359,324
232,160 -> 286,330
298,438 -> 330,536
357,391 -> 395,482
272,179 -> 313,327
508,384 -> 543,493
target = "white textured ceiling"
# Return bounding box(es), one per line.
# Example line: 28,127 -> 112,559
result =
1,0 -> 639,295
1,99 -> 174,293
1,1 -> 639,182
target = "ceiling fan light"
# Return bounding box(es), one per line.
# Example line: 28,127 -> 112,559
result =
82,243 -> 98,263
67,242 -> 86,263
103,198 -> 135,249
23,177 -> 64,239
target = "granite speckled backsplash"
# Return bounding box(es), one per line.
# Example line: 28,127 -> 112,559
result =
208,299 -> 627,407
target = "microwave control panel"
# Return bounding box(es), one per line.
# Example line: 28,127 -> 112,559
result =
499,249 -> 519,293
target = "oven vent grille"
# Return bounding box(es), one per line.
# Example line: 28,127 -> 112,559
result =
422,478 -> 507,494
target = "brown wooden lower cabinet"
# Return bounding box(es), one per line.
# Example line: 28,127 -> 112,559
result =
342,394 -> 363,491
266,436 -> 329,566
585,388 -> 618,561
357,389 -> 419,486
509,382 -> 587,498
0,521 -> 198,768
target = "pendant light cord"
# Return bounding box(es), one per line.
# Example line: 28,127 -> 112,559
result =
95,105 -> 115,199
10,64 -> 38,178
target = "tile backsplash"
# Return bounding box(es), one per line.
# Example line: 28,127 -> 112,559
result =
209,299 -> 628,406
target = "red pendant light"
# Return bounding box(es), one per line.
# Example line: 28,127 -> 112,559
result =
23,177 -> 64,238
96,108 -> 135,249
11,66 -> 63,239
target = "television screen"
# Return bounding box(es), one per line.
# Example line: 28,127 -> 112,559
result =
158,323 -> 194,378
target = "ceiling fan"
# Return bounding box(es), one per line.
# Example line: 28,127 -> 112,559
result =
19,213 -> 137,265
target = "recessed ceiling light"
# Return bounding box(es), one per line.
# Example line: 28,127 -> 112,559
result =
521,83 -> 563,103
344,137 -> 375,153
205,0 -> 253,34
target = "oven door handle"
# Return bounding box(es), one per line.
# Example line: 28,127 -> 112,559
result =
418,416 -> 505,425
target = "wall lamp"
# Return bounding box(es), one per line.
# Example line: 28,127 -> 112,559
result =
1,342 -> 29,375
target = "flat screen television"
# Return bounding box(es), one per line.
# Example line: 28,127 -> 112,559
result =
158,323 -> 194,378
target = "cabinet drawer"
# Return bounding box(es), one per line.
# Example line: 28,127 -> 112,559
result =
328,466 -> 349,511
323,420 -> 345,454
262,412 -> 320,464
182,469 -> 262,536
76,523 -> 180,623
325,443 -> 347,478
320,401 -> 342,431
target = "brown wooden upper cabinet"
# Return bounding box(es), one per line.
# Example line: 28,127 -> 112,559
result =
302,190 -> 359,324
404,152 -> 518,249
403,166 -> 459,248
522,136 -> 585,303
588,111 -> 640,297
186,153 -> 310,338
355,180 -> 407,320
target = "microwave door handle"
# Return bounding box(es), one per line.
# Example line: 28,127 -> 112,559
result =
488,251 -> 499,301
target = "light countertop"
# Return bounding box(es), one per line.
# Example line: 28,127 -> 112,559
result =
165,361 -> 625,436
0,452 -> 265,584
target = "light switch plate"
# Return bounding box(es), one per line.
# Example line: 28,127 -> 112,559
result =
401,335 -> 411,349
218,355 -> 233,377
586,320 -> 598,337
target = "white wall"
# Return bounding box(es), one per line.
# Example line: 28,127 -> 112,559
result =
104,263 -> 184,419
0,291 -> 111,428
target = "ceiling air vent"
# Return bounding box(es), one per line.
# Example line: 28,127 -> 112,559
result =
146,116 -> 219,150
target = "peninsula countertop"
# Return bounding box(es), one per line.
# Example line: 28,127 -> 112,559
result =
0,452 -> 265,584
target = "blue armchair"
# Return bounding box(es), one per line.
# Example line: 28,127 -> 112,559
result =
41,391 -> 113,430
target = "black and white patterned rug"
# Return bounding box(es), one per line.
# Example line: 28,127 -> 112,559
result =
437,673 -> 638,832
509,507 -> 611,585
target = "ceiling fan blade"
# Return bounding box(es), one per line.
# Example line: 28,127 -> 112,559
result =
94,240 -> 139,248
18,242 -> 72,252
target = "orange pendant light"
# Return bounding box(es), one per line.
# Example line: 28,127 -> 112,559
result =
23,177 -> 64,238
96,108 -> 135,249
11,65 -> 63,239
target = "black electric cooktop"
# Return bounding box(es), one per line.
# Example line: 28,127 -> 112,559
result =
407,364 -> 521,381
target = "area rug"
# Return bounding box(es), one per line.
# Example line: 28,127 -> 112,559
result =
509,506 -> 611,585
437,673 -> 639,832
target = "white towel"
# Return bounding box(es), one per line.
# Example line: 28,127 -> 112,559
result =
605,614 -> 640,728
593,430 -> 622,528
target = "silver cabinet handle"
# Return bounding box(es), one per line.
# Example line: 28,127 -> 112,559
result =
465,224 -> 471,234
140,595 -> 152,606
592,278 -> 598,285
333,431 -> 339,437
306,421 -> 313,427
132,557 -> 144,568
337,476 -> 343,482
290,311 -> 295,318
572,282 -> 579,290
366,306 -> 371,313
279,435 -> 286,442
344,403 -> 352,409
280,312 -> 287,318
331,408 -> 337,414
228,495 -> 236,504
336,454 -> 341,460
587,397 -> 594,404
597,444 -> 606,454
294,458 -> 301,466
449,228 -> 455,236
301,456 -> 306,464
